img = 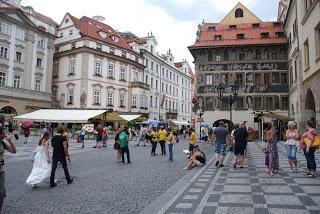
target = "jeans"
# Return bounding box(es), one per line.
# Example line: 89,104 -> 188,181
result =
159,140 -> 166,155
121,146 -> 131,163
168,144 -> 173,161
50,156 -> 71,185
304,147 -> 316,172
285,144 -> 297,160
151,141 -> 157,155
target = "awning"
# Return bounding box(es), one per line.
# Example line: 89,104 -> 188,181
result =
119,114 -> 141,121
172,120 -> 190,125
14,109 -> 109,123
254,111 -> 294,122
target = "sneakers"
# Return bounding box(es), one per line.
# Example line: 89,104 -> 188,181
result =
50,183 -> 57,188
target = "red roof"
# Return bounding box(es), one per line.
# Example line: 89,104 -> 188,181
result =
67,13 -> 132,51
34,11 -> 58,26
125,37 -> 147,45
189,22 -> 287,48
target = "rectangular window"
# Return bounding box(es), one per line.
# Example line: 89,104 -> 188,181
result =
256,49 -> 261,60
216,55 -> 221,61
254,73 -> 261,85
281,96 -> 289,110
94,61 -> 102,76
208,26 -> 215,31
170,72 -> 172,79
156,64 -> 159,72
0,72 -> 6,86
261,32 -> 269,38
69,60 -> 75,75
13,75 -> 21,88
119,94 -> 125,107
15,51 -> 22,62
96,43 -> 102,50
271,52 -> 277,60
162,82 -> 164,92
206,74 -> 213,85
265,96 -> 274,110
237,34 -> 245,39
155,79 -> 158,90
145,75 -> 148,85
145,58 -> 149,67
230,25 -> 237,30
16,28 -> 25,40
140,95 -> 144,108
150,96 -> 153,107
264,73 -> 271,85
35,79 -> 41,91
67,89 -> 74,104
280,73 -> 288,84
304,39 -> 310,70
166,70 -> 168,78
236,73 -> 244,85
36,58 -> 42,68
0,22 -> 11,35
151,61 -> 154,70
132,95 -> 137,107
150,77 -> 153,88
120,67 -> 126,81
122,51 -> 126,58
236,97 -> 244,109
214,35 -> 222,41
107,92 -> 113,106
155,97 -> 158,107
294,59 -> 298,80
53,63 -> 59,77
253,97 -> 262,110
315,24 -> 320,59
108,64 -> 114,78
110,48 -> 115,54
0,46 -> 8,58
93,90 -> 101,104
239,53 -> 245,61
37,38 -> 45,48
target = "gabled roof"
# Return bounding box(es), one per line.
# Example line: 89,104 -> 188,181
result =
34,11 -> 58,26
63,13 -> 132,51
189,21 -> 286,49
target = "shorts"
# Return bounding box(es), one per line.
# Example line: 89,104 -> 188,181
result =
285,144 -> 297,160
96,135 -> 102,142
102,135 -> 107,142
194,160 -> 205,167
234,144 -> 246,156
0,172 -> 5,198
215,143 -> 226,156
189,144 -> 194,152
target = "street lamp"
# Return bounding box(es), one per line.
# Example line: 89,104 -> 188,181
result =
215,82 -> 239,123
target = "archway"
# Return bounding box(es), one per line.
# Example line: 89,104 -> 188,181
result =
305,89 -> 316,125
0,106 -> 17,115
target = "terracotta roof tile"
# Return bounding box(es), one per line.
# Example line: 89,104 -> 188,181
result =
68,14 -> 131,51
190,22 -> 287,48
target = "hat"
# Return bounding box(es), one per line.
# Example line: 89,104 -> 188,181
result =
288,121 -> 296,127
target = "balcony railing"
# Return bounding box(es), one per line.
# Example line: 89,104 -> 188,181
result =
131,81 -> 150,90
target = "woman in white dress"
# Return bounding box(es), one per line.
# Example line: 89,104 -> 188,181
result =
26,132 -> 51,187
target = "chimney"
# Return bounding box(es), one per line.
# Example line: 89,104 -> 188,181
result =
92,15 -> 106,22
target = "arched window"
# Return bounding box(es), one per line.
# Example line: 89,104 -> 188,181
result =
235,8 -> 243,18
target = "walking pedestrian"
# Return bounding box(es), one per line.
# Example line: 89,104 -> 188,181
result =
265,123 -> 279,176
94,124 -> 103,148
232,123 -> 248,169
136,125 -> 146,146
50,127 -> 73,187
114,131 -> 122,163
102,126 -> 108,147
26,132 -> 51,188
158,126 -> 167,155
119,128 -> 131,163
167,128 -> 174,161
151,127 -> 158,156
213,121 -> 230,167
0,126 -> 16,212
80,128 -> 85,148
285,121 -> 299,172
301,120 -> 318,177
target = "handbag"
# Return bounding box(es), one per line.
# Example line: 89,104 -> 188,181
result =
113,141 -> 120,150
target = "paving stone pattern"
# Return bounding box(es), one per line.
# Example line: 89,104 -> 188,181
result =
3,135 -> 214,214
159,142 -> 320,214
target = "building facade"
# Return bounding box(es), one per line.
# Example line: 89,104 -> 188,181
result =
124,33 -> 193,122
0,0 -> 56,115
52,14 -> 147,115
189,2 -> 288,129
283,0 -> 320,130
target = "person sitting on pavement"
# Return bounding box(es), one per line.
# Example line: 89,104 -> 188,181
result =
184,145 -> 206,170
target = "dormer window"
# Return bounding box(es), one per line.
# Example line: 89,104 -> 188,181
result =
235,8 -> 243,18
110,47 -> 115,54
252,23 -> 260,28
276,32 -> 285,37
111,36 -> 119,42
261,32 -> 269,38
65,18 -> 69,23
208,26 -> 215,32
214,35 -> 222,41
98,31 -> 107,39
230,25 -> 237,30
273,22 -> 281,26
96,43 -> 102,50
237,34 -> 245,39
69,30 -> 73,35
71,42 -> 76,49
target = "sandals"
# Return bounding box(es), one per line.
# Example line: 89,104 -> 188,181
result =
307,173 -> 316,178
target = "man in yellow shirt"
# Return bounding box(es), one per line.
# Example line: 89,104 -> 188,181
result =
167,128 -> 174,161
151,127 -> 158,156
189,128 -> 196,156
158,126 -> 167,155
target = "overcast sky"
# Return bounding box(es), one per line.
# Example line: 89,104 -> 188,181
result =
22,0 -> 279,68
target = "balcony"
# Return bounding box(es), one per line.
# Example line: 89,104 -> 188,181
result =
0,85 -> 51,102
166,109 -> 178,114
131,81 -> 150,90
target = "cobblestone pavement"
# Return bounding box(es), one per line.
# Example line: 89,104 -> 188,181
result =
142,141 -> 320,214
3,135 -> 214,214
